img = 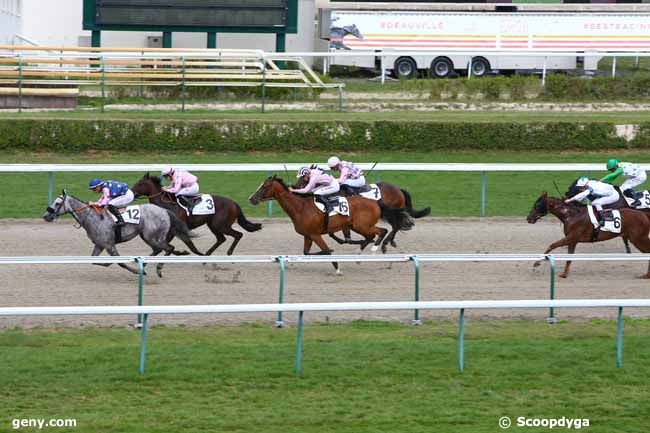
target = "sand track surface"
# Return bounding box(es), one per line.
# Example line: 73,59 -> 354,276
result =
1,217 -> 648,328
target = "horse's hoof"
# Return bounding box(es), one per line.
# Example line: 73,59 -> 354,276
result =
533,261 -> 541,268
638,273 -> 650,279
559,273 -> 568,279
390,240 -> 397,248
336,269 -> 343,277
157,270 -> 163,278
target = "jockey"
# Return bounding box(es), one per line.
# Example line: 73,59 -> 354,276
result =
565,177 -> 619,226
600,159 -> 647,207
161,166 -> 199,213
88,178 -> 134,227
289,165 -> 340,213
327,156 -> 366,193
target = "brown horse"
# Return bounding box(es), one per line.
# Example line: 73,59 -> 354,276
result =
132,173 -> 262,255
527,192 -> 650,278
248,176 -> 413,273
294,179 -> 430,247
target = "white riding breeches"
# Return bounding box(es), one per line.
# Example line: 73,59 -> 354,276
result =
108,189 -> 134,207
342,176 -> 366,188
621,171 -> 647,191
177,184 -> 199,197
592,190 -> 620,210
314,182 -> 340,196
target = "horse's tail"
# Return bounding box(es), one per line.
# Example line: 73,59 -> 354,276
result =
401,188 -> 431,218
166,209 -> 204,255
379,202 -> 414,232
236,203 -> 263,232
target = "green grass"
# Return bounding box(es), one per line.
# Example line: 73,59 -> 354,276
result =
1,110 -> 650,123
0,320 -> 648,433
4,150 -> 650,219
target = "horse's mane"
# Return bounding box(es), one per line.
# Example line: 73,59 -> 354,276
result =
148,175 -> 163,189
274,176 -> 313,197
274,177 -> 289,190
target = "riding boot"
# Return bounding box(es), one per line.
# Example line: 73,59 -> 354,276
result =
108,205 -> 124,243
596,209 -> 605,227
624,189 -> 641,207
316,195 -> 330,234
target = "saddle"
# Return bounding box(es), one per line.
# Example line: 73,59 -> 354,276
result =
177,194 -> 202,207
340,184 -> 371,196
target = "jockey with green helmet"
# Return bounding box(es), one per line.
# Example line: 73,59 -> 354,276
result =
600,159 -> 646,207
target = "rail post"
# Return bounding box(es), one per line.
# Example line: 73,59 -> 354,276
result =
17,55 -> 23,113
100,56 -> 106,113
546,255 -> 557,323
380,54 -> 385,85
480,171 -> 486,217
616,307 -> 623,368
467,57 -> 473,79
261,63 -> 266,113
612,56 -> 617,78
138,313 -> 149,375
542,57 -> 547,87
338,85 -> 343,112
295,310 -> 304,376
47,172 -> 53,204
375,170 -> 381,184
267,171 -> 273,217
136,257 -> 145,328
181,56 -> 186,112
410,256 -> 422,325
276,256 -> 286,327
458,308 -> 465,373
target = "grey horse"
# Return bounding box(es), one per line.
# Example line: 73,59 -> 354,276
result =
43,190 -> 203,277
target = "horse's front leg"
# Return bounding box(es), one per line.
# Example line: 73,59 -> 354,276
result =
106,246 -> 140,274
303,236 -> 313,255
311,235 -> 341,276
91,245 -> 111,267
533,236 -> 574,268
559,243 -> 576,278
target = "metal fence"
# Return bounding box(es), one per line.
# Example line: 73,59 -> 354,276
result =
0,162 -> 636,217
1,298 -> 647,375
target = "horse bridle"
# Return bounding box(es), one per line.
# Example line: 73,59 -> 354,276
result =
47,195 -> 97,227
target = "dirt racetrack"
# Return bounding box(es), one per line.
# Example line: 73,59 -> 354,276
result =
1,217 -> 648,328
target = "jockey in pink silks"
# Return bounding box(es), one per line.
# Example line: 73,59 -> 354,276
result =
289,165 -> 340,214
327,156 -> 366,192
160,166 -> 200,213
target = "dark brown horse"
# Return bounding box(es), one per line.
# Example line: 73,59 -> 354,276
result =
527,192 -> 650,278
132,173 -> 262,255
294,179 -> 429,247
248,176 -> 413,274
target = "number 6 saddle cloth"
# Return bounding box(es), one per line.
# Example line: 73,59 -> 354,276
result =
587,206 -> 621,233
314,196 -> 351,216
177,194 -> 216,216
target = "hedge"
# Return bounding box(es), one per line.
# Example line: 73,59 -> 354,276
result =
1,119 -> 650,152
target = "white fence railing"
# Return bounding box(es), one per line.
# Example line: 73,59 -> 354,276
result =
0,299 -> 645,375
3,253 -> 650,327
0,162 -> 623,217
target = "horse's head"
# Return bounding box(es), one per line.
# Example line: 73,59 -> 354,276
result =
131,172 -> 162,198
43,189 -> 70,222
249,175 -> 285,205
527,192 -> 549,224
344,24 -> 363,39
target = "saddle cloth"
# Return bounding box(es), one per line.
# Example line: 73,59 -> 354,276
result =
587,206 -> 621,233
622,190 -> 650,209
177,194 -> 216,216
109,205 -> 141,224
358,184 -> 382,201
314,196 -> 350,216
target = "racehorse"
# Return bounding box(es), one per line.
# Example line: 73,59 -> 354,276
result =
131,173 -> 262,256
527,192 -> 650,278
248,176 -> 413,274
329,24 -> 363,50
43,190 -> 202,277
293,178 -> 430,248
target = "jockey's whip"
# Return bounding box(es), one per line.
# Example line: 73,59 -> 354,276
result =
284,165 -> 290,184
365,161 -> 379,177
553,180 -> 564,198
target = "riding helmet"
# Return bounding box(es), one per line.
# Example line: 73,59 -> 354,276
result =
297,166 -> 310,178
576,177 -> 590,187
327,156 -> 340,168
606,159 -> 619,171
88,178 -> 104,189
161,166 -> 174,177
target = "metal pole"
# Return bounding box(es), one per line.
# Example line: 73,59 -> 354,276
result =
546,255 -> 557,323
261,63 -> 266,113
616,307 -> 623,368
542,57 -> 547,87
267,171 -> 273,217
612,57 -> 617,78
138,313 -> 149,375
338,85 -> 343,112
295,310 -> 304,375
375,170 -> 381,183
17,55 -> 23,113
480,171 -> 486,217
47,172 -> 53,204
181,56 -> 186,112
467,57 -> 473,79
136,257 -> 145,328
411,256 -> 422,325
458,308 -> 465,373
100,56 -> 105,113
276,256 -> 286,327
381,55 -> 385,85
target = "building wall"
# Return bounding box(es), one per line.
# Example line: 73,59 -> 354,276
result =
16,0 -> 315,53
0,0 -> 22,45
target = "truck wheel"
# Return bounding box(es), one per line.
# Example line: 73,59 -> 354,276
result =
431,57 -> 453,78
470,57 -> 491,77
393,57 -> 417,79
